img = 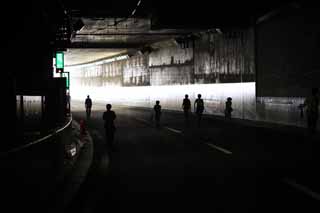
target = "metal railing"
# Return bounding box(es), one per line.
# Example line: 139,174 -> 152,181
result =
0,116 -> 72,157
1,115 -> 73,212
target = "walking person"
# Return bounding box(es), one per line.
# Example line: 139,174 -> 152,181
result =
103,104 -> 117,150
300,88 -> 319,134
85,95 -> 92,119
194,94 -> 204,127
154,100 -> 162,128
182,94 -> 191,126
225,97 -> 233,119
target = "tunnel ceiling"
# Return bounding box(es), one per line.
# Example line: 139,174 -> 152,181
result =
65,16 -> 198,66
64,49 -> 128,66
63,0 -> 301,26
70,17 -> 197,48
62,0 -> 303,66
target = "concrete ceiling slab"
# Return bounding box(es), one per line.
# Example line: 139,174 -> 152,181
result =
66,17 -> 200,65
65,48 -> 126,66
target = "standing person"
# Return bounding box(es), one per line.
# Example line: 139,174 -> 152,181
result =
103,104 -> 117,150
225,97 -> 233,119
182,94 -> 191,126
154,100 -> 162,128
194,94 -> 204,127
85,95 -> 92,119
300,88 -> 319,134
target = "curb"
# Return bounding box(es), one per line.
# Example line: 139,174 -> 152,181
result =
49,120 -> 94,212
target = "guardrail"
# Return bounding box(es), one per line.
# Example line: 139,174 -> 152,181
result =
0,116 -> 73,157
1,115 -> 73,212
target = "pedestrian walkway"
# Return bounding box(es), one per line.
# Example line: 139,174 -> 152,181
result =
0,118 -> 94,213
48,120 -> 94,212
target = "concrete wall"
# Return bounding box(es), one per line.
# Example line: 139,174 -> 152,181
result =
150,65 -> 193,85
194,30 -> 255,83
71,61 -> 123,87
149,44 -> 193,66
70,83 -> 256,120
68,29 -> 256,120
256,8 -> 320,97
255,7 -> 320,129
70,29 -> 255,87
149,43 -> 194,85
123,54 -> 150,86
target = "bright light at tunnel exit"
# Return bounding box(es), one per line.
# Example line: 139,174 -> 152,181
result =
69,82 -> 256,118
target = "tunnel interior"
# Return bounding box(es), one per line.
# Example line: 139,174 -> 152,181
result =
5,0 -> 319,141
2,1 -> 320,213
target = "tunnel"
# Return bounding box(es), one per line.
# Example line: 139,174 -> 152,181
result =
2,1 -> 320,213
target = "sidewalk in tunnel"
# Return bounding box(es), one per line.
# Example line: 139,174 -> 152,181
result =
47,119 -> 94,213
1,118 -> 95,213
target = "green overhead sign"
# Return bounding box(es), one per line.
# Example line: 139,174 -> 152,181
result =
56,52 -> 64,69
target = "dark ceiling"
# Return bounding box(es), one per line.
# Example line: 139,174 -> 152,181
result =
3,0 -> 313,66
57,0 -> 315,66
62,0 -> 306,28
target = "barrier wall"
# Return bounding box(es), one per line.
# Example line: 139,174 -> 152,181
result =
70,82 -> 256,120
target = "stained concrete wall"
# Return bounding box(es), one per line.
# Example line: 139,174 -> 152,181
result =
72,61 -> 123,87
149,44 -> 193,66
69,28 -> 256,120
150,65 -> 193,85
255,7 -> 320,129
256,8 -> 320,97
149,43 -> 194,85
68,7 -> 320,131
70,83 -> 256,121
71,29 -> 255,87
194,30 -> 255,83
123,54 -> 150,86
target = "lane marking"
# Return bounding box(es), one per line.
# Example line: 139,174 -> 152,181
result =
283,178 -> 320,201
135,118 -> 183,135
205,143 -> 232,155
164,127 -> 183,134
135,117 -> 231,156
135,117 -> 150,125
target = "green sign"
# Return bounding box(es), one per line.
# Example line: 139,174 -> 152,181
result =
62,72 -> 70,88
56,52 -> 64,69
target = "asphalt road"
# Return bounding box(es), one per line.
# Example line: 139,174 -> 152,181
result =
67,101 -> 320,212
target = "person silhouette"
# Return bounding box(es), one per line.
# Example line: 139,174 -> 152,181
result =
85,95 -> 92,119
300,88 -> 319,134
182,94 -> 191,126
154,100 -> 162,128
194,94 -> 204,127
225,97 -> 233,119
103,104 -> 117,150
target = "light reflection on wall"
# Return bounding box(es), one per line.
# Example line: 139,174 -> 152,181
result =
256,96 -> 307,127
69,77 -> 316,129
16,95 -> 43,131
70,82 -> 256,120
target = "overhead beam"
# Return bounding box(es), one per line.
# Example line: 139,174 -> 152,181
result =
68,42 -> 145,49
75,32 -> 195,36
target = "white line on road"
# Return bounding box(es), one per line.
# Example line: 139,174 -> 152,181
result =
135,118 -> 183,134
205,143 -> 232,155
135,118 -> 231,156
135,118 -> 150,124
164,127 -> 183,134
283,178 -> 320,201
